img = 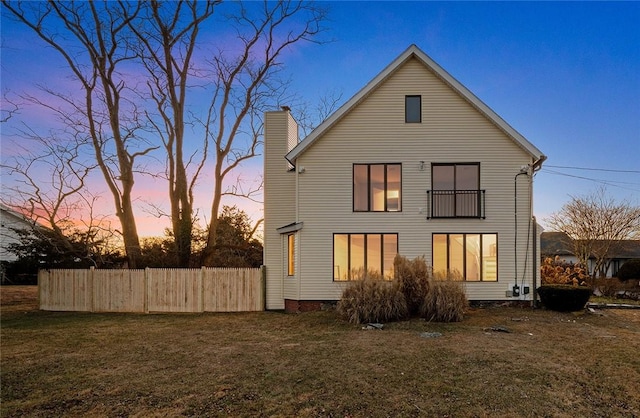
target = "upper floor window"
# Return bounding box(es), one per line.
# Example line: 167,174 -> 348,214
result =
405,95 -> 421,123
354,164 -> 401,212
430,163 -> 484,218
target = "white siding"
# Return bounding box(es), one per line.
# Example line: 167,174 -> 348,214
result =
294,57 -> 538,302
0,208 -> 35,262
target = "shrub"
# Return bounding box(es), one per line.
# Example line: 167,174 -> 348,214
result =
537,284 -> 591,312
394,255 -> 431,316
541,256 -> 588,286
337,275 -> 408,324
421,278 -> 468,322
616,259 -> 640,282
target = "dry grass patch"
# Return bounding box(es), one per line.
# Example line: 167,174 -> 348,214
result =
2,286 -> 640,417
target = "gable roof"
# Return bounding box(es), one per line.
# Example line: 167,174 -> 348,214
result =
286,44 -> 546,165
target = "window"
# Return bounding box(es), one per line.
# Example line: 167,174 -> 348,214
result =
431,163 -> 482,218
405,95 -> 421,123
611,260 -> 620,277
334,233 -> 398,281
433,233 -> 497,281
353,164 -> 401,212
287,234 -> 295,276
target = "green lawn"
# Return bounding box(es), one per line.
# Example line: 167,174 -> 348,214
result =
2,286 -> 639,417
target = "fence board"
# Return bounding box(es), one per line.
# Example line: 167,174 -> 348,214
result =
38,267 -> 263,313
147,268 -> 202,313
39,269 -> 92,311
202,268 -> 262,312
93,269 -> 145,312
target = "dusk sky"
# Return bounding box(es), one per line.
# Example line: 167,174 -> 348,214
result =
1,1 -> 639,237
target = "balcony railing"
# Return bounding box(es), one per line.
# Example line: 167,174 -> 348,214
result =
426,189 -> 485,219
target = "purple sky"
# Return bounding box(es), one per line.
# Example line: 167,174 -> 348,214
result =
2,1 -> 639,236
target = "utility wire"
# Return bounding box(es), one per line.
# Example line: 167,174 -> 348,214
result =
540,169 -> 640,193
545,164 -> 640,174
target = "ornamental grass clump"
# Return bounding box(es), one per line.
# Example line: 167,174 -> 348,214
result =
337,272 -> 408,324
394,255 -> 431,316
421,277 -> 468,322
338,256 -> 469,324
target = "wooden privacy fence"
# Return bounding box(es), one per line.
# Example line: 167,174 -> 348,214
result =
38,267 -> 265,313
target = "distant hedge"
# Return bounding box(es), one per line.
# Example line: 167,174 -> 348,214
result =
616,259 -> 640,282
537,285 -> 591,312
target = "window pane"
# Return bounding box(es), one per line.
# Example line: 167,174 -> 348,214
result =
449,234 -> 464,278
482,234 -> 498,281
383,234 -> 398,279
287,234 -> 295,276
405,95 -> 421,123
387,165 -> 401,211
433,234 -> 448,278
350,234 -> 365,280
367,234 -> 382,277
353,165 -> 368,211
465,234 -> 480,281
334,235 -> 348,281
370,165 -> 385,211
456,165 -> 479,190
433,165 -> 455,190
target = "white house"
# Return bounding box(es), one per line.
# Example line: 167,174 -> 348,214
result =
1,204 -> 42,283
0,204 -> 37,263
264,45 -> 546,312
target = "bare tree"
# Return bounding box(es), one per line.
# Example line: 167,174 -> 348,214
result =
294,88 -> 344,138
3,0 -> 328,268
0,94 -> 20,123
0,123 -> 117,266
3,1 -> 157,267
127,0 -> 218,267
199,1 -> 327,266
547,188 -> 640,283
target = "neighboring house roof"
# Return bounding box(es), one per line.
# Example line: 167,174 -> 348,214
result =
615,240 -> 640,259
540,232 -> 574,256
286,44 -> 547,165
541,231 -> 640,259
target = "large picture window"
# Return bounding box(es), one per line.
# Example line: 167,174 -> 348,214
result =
353,164 -> 401,212
433,233 -> 497,281
431,163 -> 482,218
334,233 -> 398,281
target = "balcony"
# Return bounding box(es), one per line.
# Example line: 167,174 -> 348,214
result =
426,189 -> 486,219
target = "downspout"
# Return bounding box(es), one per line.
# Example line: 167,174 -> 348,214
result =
514,169 -> 529,297
296,160 -> 302,303
530,154 -> 546,307
532,217 -> 538,307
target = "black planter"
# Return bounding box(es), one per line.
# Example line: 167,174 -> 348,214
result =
537,285 -> 591,312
